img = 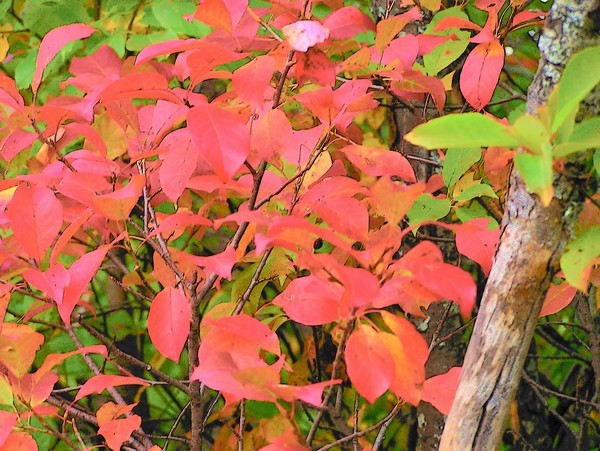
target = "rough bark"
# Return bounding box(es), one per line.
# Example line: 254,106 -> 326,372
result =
439,1 -> 600,449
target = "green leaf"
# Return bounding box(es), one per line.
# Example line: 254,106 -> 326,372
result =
423,7 -> 470,75
455,203 -> 499,228
514,152 -> 554,206
404,113 -> 519,149
22,0 -> 92,36
443,147 -> 482,187
551,45 -> 600,133
510,114 -> 550,155
594,149 -> 600,175
151,0 -> 210,37
453,183 -> 498,202
554,117 -> 600,157
560,226 -> 600,291
407,194 -> 451,229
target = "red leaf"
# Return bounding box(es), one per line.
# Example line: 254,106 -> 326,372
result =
34,345 -> 108,383
250,108 -> 292,164
295,47 -> 336,87
375,8 -> 421,51
297,176 -> 370,240
391,241 -> 476,317
460,40 -> 504,110
97,405 -> 141,451
372,35 -> 418,69
540,281 -> 577,317
0,432 -> 38,451
61,244 -> 113,326
148,287 -> 191,362
380,312 -> 428,405
512,10 -> 546,28
345,325 -> 395,403
99,72 -> 181,104
33,24 -> 96,93
454,218 -> 500,276
0,130 -> 37,162
282,20 -> 329,52
323,6 -> 376,40
183,247 -> 237,280
422,366 -> 462,415
179,43 -> 247,85
148,212 -> 212,240
194,0 -> 246,33
340,145 -> 416,182
434,17 -> 482,33
23,264 -> 70,306
68,44 -> 121,94
136,39 -> 204,66
273,276 -> 345,325
232,55 -> 275,110
392,70 -> 446,113
187,104 -> 250,182
159,130 -> 199,202
76,375 -> 150,401
6,184 -> 63,262
93,175 -> 145,221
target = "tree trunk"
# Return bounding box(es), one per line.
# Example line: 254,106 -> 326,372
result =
439,1 -> 600,449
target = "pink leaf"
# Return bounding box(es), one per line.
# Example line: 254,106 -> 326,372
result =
33,24 -> 96,93
76,375 -> 150,401
148,287 -> 191,362
460,40 -> 504,110
323,6 -> 375,40
422,366 -> 462,415
6,184 -> 63,262
282,21 -> 329,52
187,104 -> 250,182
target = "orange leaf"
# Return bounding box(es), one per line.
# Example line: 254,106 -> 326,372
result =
345,325 -> 395,403
93,175 -> 145,221
0,324 -> 44,377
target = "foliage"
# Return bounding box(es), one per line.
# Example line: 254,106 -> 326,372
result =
0,0 -> 597,449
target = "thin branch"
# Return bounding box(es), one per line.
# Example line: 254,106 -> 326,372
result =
306,321 -> 354,446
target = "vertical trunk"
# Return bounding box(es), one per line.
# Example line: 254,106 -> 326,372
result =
439,1 -> 600,449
